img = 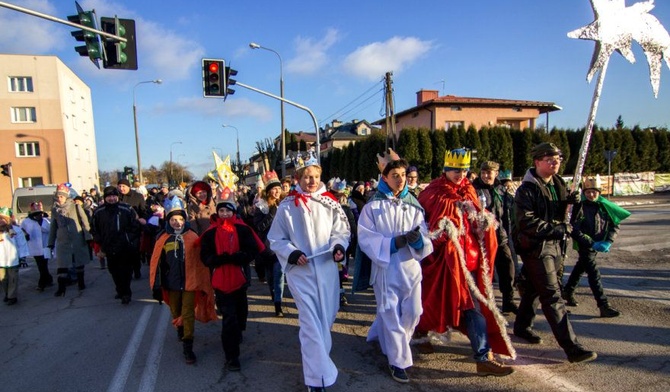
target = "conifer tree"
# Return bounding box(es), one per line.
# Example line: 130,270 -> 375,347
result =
430,129 -> 447,179
417,128 -> 433,182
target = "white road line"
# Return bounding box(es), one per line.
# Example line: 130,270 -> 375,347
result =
107,305 -> 153,392
137,306 -> 171,392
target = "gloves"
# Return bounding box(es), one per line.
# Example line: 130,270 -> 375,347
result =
592,241 -> 611,253
553,223 -> 572,239
288,250 -> 306,265
152,288 -> 163,304
229,251 -> 248,265
405,226 -> 422,245
394,235 -> 408,249
332,244 -> 345,262
566,191 -> 581,205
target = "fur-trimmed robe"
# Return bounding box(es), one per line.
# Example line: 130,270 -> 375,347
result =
417,175 -> 515,359
150,230 -> 217,323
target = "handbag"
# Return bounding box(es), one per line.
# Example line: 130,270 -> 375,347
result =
211,263 -> 247,294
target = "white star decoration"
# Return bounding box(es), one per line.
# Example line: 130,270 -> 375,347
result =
568,0 -> 670,97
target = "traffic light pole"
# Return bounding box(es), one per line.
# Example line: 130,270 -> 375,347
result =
0,2 -> 127,43
236,81 -> 321,163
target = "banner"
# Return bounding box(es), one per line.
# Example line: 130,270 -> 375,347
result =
613,172 -> 654,196
655,173 -> 670,192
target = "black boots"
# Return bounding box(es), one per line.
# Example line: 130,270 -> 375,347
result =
54,277 -> 68,297
77,272 -> 86,291
599,304 -> 621,318
182,339 -> 196,364
274,302 -> 284,317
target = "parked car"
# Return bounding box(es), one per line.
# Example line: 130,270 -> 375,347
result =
11,185 -> 79,223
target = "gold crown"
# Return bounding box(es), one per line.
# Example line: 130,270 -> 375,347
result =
583,175 -> 602,190
377,148 -> 401,173
444,148 -> 471,170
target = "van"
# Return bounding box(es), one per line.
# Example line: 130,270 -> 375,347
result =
11,185 -> 79,224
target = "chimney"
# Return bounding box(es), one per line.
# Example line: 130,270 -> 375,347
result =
417,89 -> 439,105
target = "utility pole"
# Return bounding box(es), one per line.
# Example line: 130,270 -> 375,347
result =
384,72 -> 396,150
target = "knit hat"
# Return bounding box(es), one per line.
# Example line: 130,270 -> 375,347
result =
444,148 -> 471,171
190,181 -> 210,196
117,179 -> 131,187
55,183 -> 71,197
407,166 -> 418,174
103,186 -> 120,197
262,170 -> 281,191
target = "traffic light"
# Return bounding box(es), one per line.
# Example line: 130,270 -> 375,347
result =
202,59 -> 225,98
67,1 -> 102,68
100,16 -> 138,70
1,162 -> 11,177
225,66 -> 238,99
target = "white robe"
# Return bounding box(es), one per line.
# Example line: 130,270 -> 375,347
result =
268,183 -> 350,387
21,216 -> 51,258
358,193 -> 433,369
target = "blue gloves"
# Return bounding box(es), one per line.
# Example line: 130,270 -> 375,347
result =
592,241 -> 611,253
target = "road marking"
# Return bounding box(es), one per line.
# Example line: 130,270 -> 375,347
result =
107,305 -> 153,392
513,357 -> 591,392
137,306 -> 171,392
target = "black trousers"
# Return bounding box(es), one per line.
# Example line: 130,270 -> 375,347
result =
495,242 -> 516,303
564,250 -> 608,307
215,288 -> 248,361
34,256 -> 53,289
107,252 -> 133,298
515,241 -> 580,352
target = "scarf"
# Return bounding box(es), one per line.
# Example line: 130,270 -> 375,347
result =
592,195 -> 632,225
214,217 -> 240,255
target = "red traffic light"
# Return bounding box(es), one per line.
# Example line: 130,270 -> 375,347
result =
208,62 -> 219,73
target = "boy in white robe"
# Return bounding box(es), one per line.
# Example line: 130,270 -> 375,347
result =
358,149 -> 433,383
267,155 -> 350,392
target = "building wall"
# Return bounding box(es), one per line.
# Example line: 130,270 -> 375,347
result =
0,54 -> 98,207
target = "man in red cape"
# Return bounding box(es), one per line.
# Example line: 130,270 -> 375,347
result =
416,148 -> 515,376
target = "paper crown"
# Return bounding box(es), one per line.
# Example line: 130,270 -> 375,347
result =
56,183 -> 71,197
498,170 -> 512,181
216,191 -> 238,212
262,170 -> 280,189
376,148 -> 401,173
329,177 -> 347,193
583,175 -> 602,191
444,148 -> 471,171
295,151 -> 319,170
164,196 -> 186,218
0,206 -> 12,218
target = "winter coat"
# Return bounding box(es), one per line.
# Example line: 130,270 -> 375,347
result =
0,224 -> 30,267
570,199 -> 619,251
91,202 -> 141,256
48,199 -> 92,268
119,189 -> 148,219
187,181 -> 217,235
21,212 -> 51,258
473,177 -> 509,245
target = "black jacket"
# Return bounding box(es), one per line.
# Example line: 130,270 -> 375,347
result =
570,199 -> 619,251
119,190 -> 147,219
91,202 -> 141,256
514,168 -> 570,258
473,177 -> 508,245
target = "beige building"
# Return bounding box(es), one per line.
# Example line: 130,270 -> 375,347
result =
376,89 -> 561,137
0,54 -> 99,207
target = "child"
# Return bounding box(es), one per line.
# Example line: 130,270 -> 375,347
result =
564,175 -> 630,317
1,207 -> 29,305
149,197 -> 217,364
20,202 -> 54,291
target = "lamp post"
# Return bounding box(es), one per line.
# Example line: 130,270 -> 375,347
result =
133,79 -> 162,183
249,42 -> 285,177
222,124 -> 240,166
169,141 -> 182,187
177,154 -> 185,184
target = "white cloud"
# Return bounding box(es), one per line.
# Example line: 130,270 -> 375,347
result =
343,36 -> 434,81
152,96 -> 273,121
0,0 -> 64,53
286,28 -> 340,75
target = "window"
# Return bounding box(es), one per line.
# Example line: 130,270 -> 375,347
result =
16,142 -> 41,157
451,106 -> 462,111
18,177 -> 44,188
11,107 -> 37,123
8,76 -> 33,92
445,121 -> 464,129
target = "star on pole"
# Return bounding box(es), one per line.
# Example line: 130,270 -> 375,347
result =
212,151 -> 238,192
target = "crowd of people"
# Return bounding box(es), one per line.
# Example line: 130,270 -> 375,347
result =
0,142 -> 628,391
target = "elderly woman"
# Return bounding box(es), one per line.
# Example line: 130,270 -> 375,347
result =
48,183 -> 92,296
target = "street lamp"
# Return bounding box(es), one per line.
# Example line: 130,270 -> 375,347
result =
222,124 -> 240,166
133,79 -> 162,183
176,154 -> 185,184
249,42 -> 285,177
169,141 -> 182,187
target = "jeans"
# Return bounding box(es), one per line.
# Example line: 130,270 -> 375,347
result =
463,308 -> 491,362
564,250 -> 608,307
265,260 -> 285,303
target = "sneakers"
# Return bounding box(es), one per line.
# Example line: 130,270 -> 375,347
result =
226,358 -> 241,371
502,302 -> 518,315
389,365 -> 410,383
307,387 -> 326,392
340,293 -> 348,306
562,291 -> 578,307
477,359 -> 515,377
566,346 -> 597,363
513,328 -> 542,344
599,304 -> 621,318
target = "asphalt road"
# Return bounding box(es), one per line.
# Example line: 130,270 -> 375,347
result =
1,202 -> 669,392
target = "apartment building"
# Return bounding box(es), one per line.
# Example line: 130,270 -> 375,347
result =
0,54 -> 99,207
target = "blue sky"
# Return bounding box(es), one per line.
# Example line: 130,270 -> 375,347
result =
1,0 -> 669,179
